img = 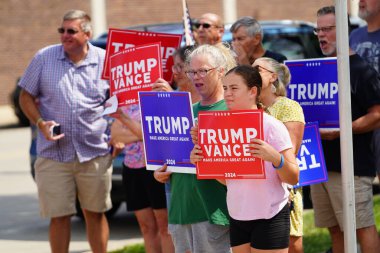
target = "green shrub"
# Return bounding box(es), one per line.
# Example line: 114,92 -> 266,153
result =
109,243 -> 145,253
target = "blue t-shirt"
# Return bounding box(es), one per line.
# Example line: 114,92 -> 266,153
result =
350,26 -> 380,72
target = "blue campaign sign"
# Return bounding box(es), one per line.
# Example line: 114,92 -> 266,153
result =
295,122 -> 328,188
139,91 -> 196,173
285,58 -> 339,129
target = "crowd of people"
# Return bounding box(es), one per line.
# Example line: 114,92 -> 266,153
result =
17,1 -> 380,253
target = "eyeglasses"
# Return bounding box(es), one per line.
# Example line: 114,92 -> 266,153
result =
193,23 -> 218,30
313,25 -> 335,35
185,67 -> 218,79
255,65 -> 274,74
172,64 -> 185,73
58,27 -> 79,35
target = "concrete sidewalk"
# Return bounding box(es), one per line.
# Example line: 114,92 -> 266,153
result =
0,105 -> 18,128
0,106 -> 144,252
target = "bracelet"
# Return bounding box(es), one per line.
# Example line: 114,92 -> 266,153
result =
273,154 -> 284,170
36,117 -> 44,128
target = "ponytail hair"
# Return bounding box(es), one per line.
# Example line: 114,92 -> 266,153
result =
256,57 -> 291,97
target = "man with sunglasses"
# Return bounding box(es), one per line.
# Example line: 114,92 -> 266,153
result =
311,6 -> 380,253
192,13 -> 224,45
18,10 -> 111,253
230,16 -> 287,65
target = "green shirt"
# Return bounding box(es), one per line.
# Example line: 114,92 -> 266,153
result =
169,100 -> 230,225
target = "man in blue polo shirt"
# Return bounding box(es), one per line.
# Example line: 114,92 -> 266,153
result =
18,10 -> 111,253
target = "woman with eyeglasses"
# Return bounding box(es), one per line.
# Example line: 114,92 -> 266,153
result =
252,57 -> 305,253
190,64 -> 299,253
154,44 -> 236,253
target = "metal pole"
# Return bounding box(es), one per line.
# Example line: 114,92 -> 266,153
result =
90,0 -> 107,38
334,0 -> 357,252
222,0 -> 237,24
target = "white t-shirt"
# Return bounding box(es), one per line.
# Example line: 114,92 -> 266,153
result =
226,113 -> 293,220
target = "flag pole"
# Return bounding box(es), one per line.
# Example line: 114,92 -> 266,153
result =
335,0 -> 357,252
181,0 -> 194,46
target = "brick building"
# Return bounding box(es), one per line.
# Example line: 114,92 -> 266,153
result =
0,0 -> 334,105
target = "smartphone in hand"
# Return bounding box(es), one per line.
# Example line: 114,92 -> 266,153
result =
49,124 -> 61,137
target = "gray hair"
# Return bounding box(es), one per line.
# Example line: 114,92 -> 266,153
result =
255,57 -> 291,96
317,6 -> 335,17
187,44 -> 236,73
63,10 -> 92,33
230,16 -> 263,38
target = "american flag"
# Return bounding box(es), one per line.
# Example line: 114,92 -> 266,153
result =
181,0 -> 195,46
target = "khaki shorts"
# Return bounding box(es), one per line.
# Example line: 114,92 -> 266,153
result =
310,171 -> 375,230
35,154 -> 112,218
289,187 -> 303,236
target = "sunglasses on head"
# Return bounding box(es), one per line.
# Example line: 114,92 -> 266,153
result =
57,27 -> 79,35
193,23 -> 216,29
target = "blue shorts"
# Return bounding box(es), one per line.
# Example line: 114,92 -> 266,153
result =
229,204 -> 290,250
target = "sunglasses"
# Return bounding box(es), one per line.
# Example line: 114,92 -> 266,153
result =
193,23 -> 217,29
57,27 -> 79,35
255,65 -> 274,74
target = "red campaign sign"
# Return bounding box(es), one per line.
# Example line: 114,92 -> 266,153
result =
197,110 -> 265,179
102,28 -> 182,81
109,43 -> 162,106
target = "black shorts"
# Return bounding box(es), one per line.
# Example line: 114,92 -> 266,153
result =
122,164 -> 166,211
230,204 -> 290,250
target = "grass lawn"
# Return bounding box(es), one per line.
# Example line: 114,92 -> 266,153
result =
110,194 -> 380,253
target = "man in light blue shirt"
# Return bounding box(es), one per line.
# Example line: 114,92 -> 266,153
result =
19,10 -> 112,253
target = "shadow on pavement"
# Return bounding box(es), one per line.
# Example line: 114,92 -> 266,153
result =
0,123 -> 23,130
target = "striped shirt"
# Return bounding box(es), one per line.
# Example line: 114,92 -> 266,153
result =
19,43 -> 110,163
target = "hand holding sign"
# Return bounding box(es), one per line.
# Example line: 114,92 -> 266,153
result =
190,123 -> 199,144
153,164 -> 173,183
152,78 -> 174,92
248,138 -> 282,166
190,144 -> 203,164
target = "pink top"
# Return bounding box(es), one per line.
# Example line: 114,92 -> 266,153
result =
121,104 -> 146,169
226,113 -> 293,220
